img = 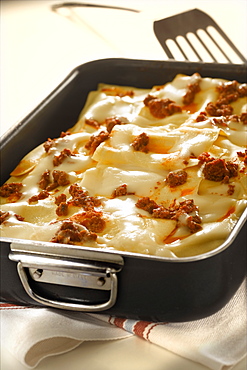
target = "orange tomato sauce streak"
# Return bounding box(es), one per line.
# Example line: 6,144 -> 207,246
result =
181,188 -> 194,196
217,206 -> 236,222
182,102 -> 198,113
163,228 -> 189,244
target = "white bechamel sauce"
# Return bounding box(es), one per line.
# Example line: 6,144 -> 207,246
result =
81,165 -> 164,198
1,74 -> 246,258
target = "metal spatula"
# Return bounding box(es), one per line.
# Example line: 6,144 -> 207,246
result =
154,9 -> 247,64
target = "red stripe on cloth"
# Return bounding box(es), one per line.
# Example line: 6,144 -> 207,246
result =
146,323 -> 159,340
133,321 -> 151,339
0,303 -> 13,308
113,317 -> 127,330
146,322 -> 169,341
0,303 -> 32,310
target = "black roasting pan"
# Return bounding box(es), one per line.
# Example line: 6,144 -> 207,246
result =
0,59 -> 246,322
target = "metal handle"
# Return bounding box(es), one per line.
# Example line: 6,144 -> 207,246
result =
51,2 -> 140,13
17,261 -> 118,311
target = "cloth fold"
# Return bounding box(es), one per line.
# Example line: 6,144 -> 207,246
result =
1,279 -> 246,370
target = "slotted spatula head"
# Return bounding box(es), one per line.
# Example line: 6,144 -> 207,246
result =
154,9 -> 247,64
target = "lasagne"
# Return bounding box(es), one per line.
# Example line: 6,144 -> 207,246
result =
1,73 -> 246,258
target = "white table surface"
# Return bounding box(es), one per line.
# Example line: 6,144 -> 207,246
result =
1,1 -> 247,369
